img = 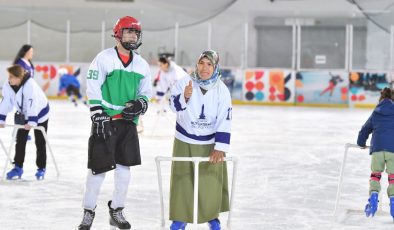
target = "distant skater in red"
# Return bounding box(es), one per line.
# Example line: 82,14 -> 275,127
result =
320,72 -> 343,96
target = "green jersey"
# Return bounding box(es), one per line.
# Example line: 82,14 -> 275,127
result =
86,47 -> 152,123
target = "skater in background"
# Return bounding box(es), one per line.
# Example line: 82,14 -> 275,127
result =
13,44 -> 35,78
154,55 -> 188,114
168,50 -> 232,230
155,55 -> 188,102
0,65 -> 50,180
357,87 -> 394,220
319,72 -> 343,97
78,16 -> 151,230
57,68 -> 87,107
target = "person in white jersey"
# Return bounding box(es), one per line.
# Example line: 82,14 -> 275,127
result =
0,64 -> 50,180
168,50 -> 232,230
78,16 -> 151,230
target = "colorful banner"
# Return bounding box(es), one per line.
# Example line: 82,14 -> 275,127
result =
243,69 -> 295,103
0,61 -> 88,97
221,68 -> 243,100
1,61 -> 391,107
349,71 -> 393,105
295,71 -> 349,105
175,66 -> 243,100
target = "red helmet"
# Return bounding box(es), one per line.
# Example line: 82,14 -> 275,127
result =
113,16 -> 142,50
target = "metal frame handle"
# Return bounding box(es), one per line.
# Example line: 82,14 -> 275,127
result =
333,143 -> 369,217
1,124 -> 59,180
155,156 -> 238,229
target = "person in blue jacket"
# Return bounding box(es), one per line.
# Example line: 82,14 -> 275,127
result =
57,68 -> 87,106
357,87 -> 394,220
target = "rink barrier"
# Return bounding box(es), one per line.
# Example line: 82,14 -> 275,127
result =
333,143 -> 370,217
155,156 -> 238,229
1,124 -> 60,180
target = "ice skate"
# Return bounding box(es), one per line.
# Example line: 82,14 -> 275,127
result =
365,191 -> 379,217
390,196 -> 394,221
35,168 -> 46,180
78,209 -> 95,230
6,166 -> 23,180
108,200 -> 131,229
208,218 -> 221,230
170,221 -> 187,230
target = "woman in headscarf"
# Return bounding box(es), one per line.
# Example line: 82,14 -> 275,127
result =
168,50 -> 232,230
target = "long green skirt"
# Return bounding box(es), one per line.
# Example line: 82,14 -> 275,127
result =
169,138 -> 230,223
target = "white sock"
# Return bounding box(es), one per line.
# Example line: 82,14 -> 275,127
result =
82,170 -> 106,210
111,164 -> 131,209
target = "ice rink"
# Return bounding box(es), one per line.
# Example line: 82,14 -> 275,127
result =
0,100 -> 393,230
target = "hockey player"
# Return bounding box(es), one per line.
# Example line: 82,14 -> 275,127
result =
0,65 -> 50,180
357,87 -> 394,220
168,50 -> 232,230
57,68 -> 87,106
78,16 -> 151,230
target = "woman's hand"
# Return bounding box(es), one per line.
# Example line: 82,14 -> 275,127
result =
184,80 -> 193,102
209,150 -> 224,164
24,124 -> 31,130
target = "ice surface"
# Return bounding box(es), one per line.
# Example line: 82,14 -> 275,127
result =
0,100 -> 392,229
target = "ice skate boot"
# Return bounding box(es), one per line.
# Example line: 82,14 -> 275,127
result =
78,209 -> 95,230
35,168 -> 46,180
170,221 -> 187,230
365,191 -> 379,217
208,218 -> 221,230
6,166 -> 23,180
108,200 -> 131,230
390,196 -> 394,221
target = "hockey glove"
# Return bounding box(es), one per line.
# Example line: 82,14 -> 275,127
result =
121,98 -> 148,120
91,112 -> 113,140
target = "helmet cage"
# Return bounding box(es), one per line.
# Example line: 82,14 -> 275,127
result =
113,16 -> 142,50
119,28 -> 142,50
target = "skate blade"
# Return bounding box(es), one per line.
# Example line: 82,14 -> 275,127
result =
6,176 -> 22,180
110,225 -> 130,230
346,209 -> 390,216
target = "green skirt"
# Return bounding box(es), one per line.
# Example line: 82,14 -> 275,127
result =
169,138 -> 229,223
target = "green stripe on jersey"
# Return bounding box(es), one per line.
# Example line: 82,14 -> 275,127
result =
88,99 -> 102,105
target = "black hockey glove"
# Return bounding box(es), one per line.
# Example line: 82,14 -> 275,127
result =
91,112 -> 113,140
121,98 -> 148,120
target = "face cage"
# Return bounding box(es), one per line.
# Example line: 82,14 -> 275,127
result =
119,28 -> 142,50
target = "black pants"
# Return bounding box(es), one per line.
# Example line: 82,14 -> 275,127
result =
66,85 -> 82,99
14,120 -> 49,169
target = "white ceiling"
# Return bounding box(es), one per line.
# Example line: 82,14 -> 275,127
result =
0,0 -> 241,32
2,0 -> 393,33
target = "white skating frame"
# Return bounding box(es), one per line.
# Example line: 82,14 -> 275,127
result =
1,124 -> 60,180
333,143 -> 381,218
155,156 -> 238,229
